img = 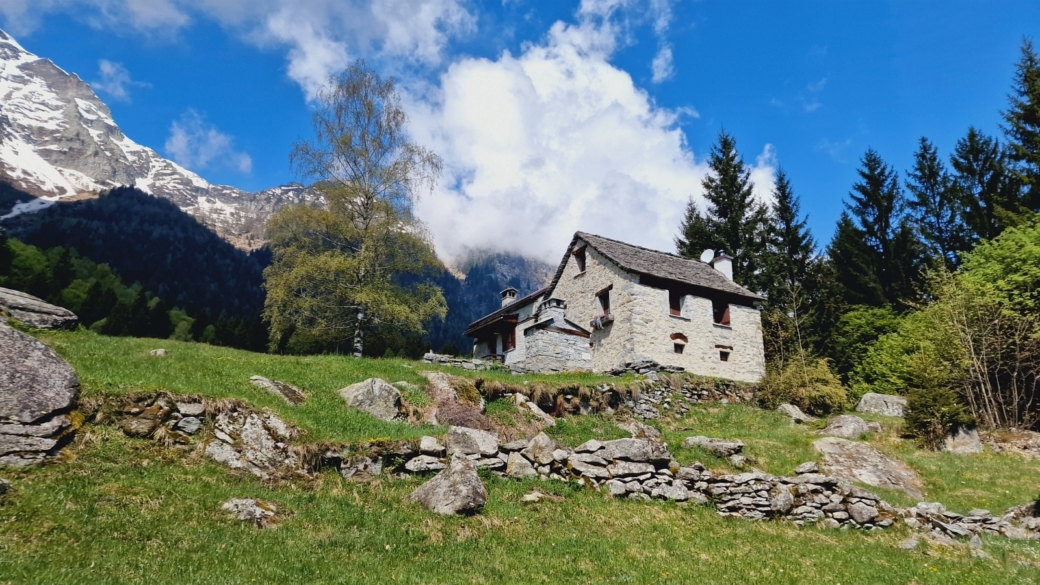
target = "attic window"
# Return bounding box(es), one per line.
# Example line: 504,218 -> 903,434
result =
669,290 -> 683,316
574,246 -> 587,272
598,290 -> 610,314
712,300 -> 731,326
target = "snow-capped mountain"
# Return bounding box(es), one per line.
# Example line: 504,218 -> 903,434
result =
0,29 -> 317,248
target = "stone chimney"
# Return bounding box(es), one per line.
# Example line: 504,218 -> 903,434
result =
500,287 -> 519,308
536,298 -> 566,324
712,254 -> 733,281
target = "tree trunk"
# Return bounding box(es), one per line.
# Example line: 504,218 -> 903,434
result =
353,311 -> 365,358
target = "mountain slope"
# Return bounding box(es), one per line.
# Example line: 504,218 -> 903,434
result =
0,29 -> 317,248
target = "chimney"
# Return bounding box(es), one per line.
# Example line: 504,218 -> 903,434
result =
536,298 -> 566,324
500,287 -> 519,308
712,254 -> 733,281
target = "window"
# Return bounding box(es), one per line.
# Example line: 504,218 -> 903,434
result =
574,246 -> 587,272
674,343 -> 685,354
598,290 -> 610,314
669,290 -> 683,316
712,299 -> 731,326
503,328 -> 516,352
719,351 -> 730,362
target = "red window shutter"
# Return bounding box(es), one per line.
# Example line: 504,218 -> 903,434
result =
669,290 -> 681,316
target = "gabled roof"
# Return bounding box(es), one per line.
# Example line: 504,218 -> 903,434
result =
545,232 -> 762,301
463,286 -> 549,338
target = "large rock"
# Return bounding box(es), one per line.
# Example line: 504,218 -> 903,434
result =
820,415 -> 873,439
683,436 -> 744,457
409,456 -> 487,515
505,451 -> 537,478
520,432 -> 557,465
204,409 -> 300,479
601,438 -> 670,464
444,426 -> 499,457
338,378 -> 402,421
777,403 -> 814,424
0,322 -> 79,466
814,437 -> 924,500
618,420 -> 662,439
944,426 -> 983,454
855,393 -> 907,417
0,287 -> 78,330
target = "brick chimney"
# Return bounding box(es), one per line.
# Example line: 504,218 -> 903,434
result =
500,287 -> 519,308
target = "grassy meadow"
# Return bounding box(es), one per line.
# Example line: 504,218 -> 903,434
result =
1,329 -> 1038,584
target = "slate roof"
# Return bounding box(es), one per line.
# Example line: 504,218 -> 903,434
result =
463,286 -> 549,337
545,232 -> 763,301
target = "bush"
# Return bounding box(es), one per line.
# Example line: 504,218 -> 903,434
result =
904,384 -> 974,450
759,357 -> 848,416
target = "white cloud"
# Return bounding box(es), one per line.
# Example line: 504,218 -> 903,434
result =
407,13 -> 776,264
650,44 -> 673,83
164,110 -> 252,173
89,59 -> 149,101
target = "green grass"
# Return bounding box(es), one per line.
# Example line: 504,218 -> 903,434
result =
3,329 -> 1039,583
1,427 -> 1037,585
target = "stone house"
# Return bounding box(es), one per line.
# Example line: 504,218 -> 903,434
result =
464,232 -> 766,383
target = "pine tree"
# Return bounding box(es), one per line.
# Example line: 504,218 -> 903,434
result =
826,211 -> 885,307
905,137 -> 966,269
1002,39 -> 1040,209
676,130 -> 768,291
951,127 -> 1022,242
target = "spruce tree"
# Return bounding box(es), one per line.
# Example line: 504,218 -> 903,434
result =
905,137 -> 966,269
676,130 -> 768,291
1002,39 -> 1040,209
826,211 -> 885,307
951,127 -> 1022,242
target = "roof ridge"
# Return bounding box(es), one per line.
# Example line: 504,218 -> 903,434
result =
576,231 -> 703,265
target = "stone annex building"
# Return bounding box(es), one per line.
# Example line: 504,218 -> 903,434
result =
464,232 -> 766,383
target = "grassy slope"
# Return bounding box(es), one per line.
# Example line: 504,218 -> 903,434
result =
1,330 -> 1038,583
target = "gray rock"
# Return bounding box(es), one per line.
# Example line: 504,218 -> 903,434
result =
659,481 -> 689,501
520,432 -> 557,465
1021,517 -> 1040,531
409,456 -> 487,515
205,410 -> 300,479
340,456 -> 383,479
405,455 -> 446,473
174,416 -> 202,434
175,402 -> 205,417
683,436 -> 745,457
445,426 -> 499,457
912,502 -> 946,517
500,439 -> 529,452
848,501 -> 879,524
221,498 -> 277,527
574,439 -> 604,453
569,457 -> 610,479
933,519 -> 972,538
149,349 -> 167,357
250,376 -> 306,405
0,414 -> 69,437
898,537 -> 919,550
0,322 -> 79,424
1001,526 -> 1034,540
505,451 -> 537,478
794,461 -> 819,475
607,461 -> 656,477
728,454 -> 748,467
815,437 -> 924,500
605,479 -> 627,497
855,393 -> 907,417
777,403 -> 814,423
601,438 -> 670,464
419,436 -> 445,455
769,485 -> 794,513
338,378 -> 402,420
969,534 -> 983,549
0,287 -> 78,330
820,415 -> 873,439
943,426 -> 983,454
967,508 -> 991,518
618,420 -> 662,439
819,518 -> 841,529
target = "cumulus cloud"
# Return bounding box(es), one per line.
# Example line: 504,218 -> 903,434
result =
407,13 -> 777,264
89,59 -> 149,101
165,110 -> 252,173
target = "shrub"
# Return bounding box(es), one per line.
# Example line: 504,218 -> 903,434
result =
904,384 -> 974,450
759,357 -> 847,415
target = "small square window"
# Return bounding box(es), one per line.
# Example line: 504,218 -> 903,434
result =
674,343 -> 685,354
719,351 -> 730,362
712,300 -> 731,326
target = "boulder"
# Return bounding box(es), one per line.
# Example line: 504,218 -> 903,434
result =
683,436 -> 745,457
444,426 -> 499,457
250,376 -> 306,405
204,409 -> 300,479
338,378 -> 402,421
409,456 -> 487,515
820,415 -> 872,439
0,322 -> 79,466
505,451 -> 537,478
847,501 -> 879,524
221,498 -> 277,527
0,287 -> 78,330
855,393 -> 907,417
944,426 -> 983,454
814,437 -> 924,500
777,403 -> 814,424
520,432 -> 556,465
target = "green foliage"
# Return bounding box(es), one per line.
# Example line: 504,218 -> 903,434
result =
830,305 -> 901,380
905,385 -> 974,450
951,127 -> 1024,241
1003,39 -> 1040,208
906,137 -> 967,269
676,130 -> 769,291
758,356 -> 847,416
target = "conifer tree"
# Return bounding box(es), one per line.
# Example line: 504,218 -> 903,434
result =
905,137 -> 966,269
826,211 -> 885,307
1003,39 -> 1040,209
676,130 -> 768,291
951,127 -> 1022,242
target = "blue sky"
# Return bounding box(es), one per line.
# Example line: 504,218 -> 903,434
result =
3,1 -> 1039,263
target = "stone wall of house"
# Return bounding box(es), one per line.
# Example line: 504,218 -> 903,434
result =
628,288 -> 766,383
472,298 -> 539,363
516,328 -> 592,373
549,246 -> 640,372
